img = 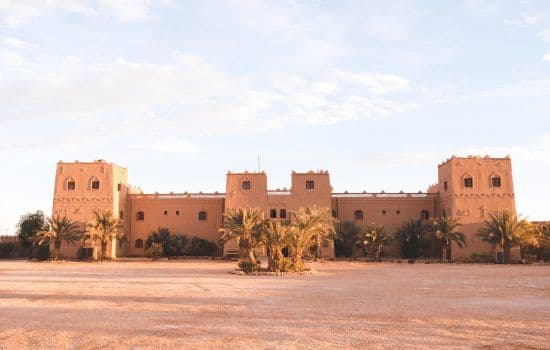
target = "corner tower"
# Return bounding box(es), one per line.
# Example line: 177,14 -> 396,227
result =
437,156 -> 517,261
52,160 -> 130,258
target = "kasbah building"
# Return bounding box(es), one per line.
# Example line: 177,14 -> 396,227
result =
51,155 -> 519,261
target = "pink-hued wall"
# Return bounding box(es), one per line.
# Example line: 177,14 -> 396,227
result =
51,155 -> 518,261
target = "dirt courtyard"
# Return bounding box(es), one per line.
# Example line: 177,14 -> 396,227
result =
0,260 -> 548,349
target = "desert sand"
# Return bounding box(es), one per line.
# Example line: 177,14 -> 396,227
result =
0,260 -> 548,349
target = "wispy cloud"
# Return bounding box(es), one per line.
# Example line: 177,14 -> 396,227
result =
505,13 -> 541,28
331,71 -> 411,95
538,29 -> 550,43
1,36 -> 37,49
131,139 -> 199,154
544,53 -> 550,62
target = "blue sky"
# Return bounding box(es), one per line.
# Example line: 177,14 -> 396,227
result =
1,0 -> 550,234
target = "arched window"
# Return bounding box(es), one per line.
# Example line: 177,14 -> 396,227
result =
270,209 -> 277,218
66,177 -> 76,191
463,175 -> 473,188
198,211 -> 207,221
242,181 -> 251,190
354,210 -> 363,221
136,211 -> 144,221
280,209 -> 287,219
491,175 -> 501,188
90,176 -> 100,190
135,239 -> 143,248
420,210 -> 430,220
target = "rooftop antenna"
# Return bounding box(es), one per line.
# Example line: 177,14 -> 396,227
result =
257,155 -> 261,172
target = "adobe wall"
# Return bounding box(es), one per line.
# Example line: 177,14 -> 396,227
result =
127,194 -> 225,256
332,193 -> 437,256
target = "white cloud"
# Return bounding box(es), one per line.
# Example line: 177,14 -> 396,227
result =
331,71 -> 410,95
544,53 -> 550,62
462,0 -> 499,14
1,36 -> 37,49
131,139 -> 199,154
505,13 -> 541,28
538,29 -> 550,43
0,50 -> 25,65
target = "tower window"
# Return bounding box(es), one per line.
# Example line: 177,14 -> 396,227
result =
242,181 -> 251,190
331,210 -> 337,218
443,181 -> 448,191
136,211 -> 144,221
67,180 -> 76,190
164,211 -> 168,215
421,210 -> 430,220
443,209 -> 446,217
492,176 -> 501,188
306,180 -> 315,189
176,210 -> 180,215
119,211 -> 124,220
354,210 -> 363,221
396,210 -> 401,215
135,239 -> 143,248
270,209 -> 277,219
198,211 -> 207,221
279,209 -> 287,219
91,180 -> 100,190
117,183 -> 122,191
464,177 -> 473,188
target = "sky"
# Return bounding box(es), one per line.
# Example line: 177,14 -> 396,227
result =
1,0 -> 550,234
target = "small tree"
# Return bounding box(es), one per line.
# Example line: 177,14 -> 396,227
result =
395,218 -> 430,259
259,220 -> 290,272
85,210 -> 125,260
145,227 -> 188,256
335,220 -> 362,258
16,211 -> 49,259
219,207 -> 264,264
478,211 -> 531,263
287,206 -> 335,271
431,217 -> 467,263
35,215 -> 82,260
145,242 -> 164,261
362,223 -> 392,261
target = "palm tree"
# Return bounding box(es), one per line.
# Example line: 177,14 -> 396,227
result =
34,215 -> 83,260
395,218 -> 430,259
259,220 -> 289,272
335,220 -> 362,258
287,206 -> 335,271
431,217 -> 466,263
477,211 -> 531,263
219,207 -> 264,264
362,223 -> 392,261
85,210 -> 125,260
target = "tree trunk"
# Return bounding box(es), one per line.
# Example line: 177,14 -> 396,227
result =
247,249 -> 256,264
375,247 -> 381,262
441,245 -> 447,263
101,241 -> 107,260
503,246 -> 511,264
54,240 -> 61,260
292,248 -> 304,271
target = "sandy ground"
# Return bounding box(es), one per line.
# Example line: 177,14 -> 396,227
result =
0,260 -> 549,350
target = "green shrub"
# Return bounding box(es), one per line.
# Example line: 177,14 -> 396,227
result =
186,237 -> 218,256
76,247 -> 93,261
32,245 -> 50,261
470,252 -> 494,263
145,242 -> 164,260
0,242 -> 17,259
279,258 -> 295,272
238,260 -> 257,274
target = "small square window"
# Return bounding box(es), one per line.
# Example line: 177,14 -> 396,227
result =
199,211 -> 207,221
306,180 -> 315,189
91,180 -> 100,190
492,177 -> 501,187
67,181 -> 76,190
242,181 -> 251,190
396,210 -> 401,215
382,210 -> 386,215
270,209 -> 277,219
164,211 -> 168,215
280,209 -> 287,219
464,178 -> 473,188
176,211 -> 180,215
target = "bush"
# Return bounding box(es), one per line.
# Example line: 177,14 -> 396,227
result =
470,253 -> 494,263
0,242 -> 17,259
186,237 -> 218,256
32,245 -> 50,261
238,260 -> 257,274
145,242 -> 164,261
76,247 -> 93,261
279,258 -> 295,272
